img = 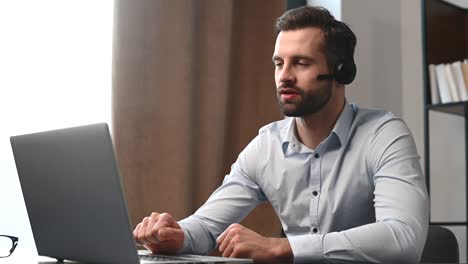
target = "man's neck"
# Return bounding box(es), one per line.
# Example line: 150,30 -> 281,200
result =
295,98 -> 345,150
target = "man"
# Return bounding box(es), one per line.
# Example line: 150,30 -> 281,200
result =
134,6 -> 429,264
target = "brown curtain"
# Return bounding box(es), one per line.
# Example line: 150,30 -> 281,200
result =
112,0 -> 285,242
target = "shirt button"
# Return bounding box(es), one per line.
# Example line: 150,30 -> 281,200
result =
313,191 -> 318,196
314,153 -> 320,158
313,228 -> 318,233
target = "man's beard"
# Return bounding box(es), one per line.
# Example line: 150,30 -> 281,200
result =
277,83 -> 332,117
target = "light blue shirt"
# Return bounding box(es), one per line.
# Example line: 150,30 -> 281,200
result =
178,102 -> 429,264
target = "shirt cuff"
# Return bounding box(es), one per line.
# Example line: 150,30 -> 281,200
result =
177,220 -> 194,254
288,234 -> 324,264
176,224 -> 191,254
178,218 -> 214,255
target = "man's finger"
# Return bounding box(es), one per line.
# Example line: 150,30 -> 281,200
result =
134,223 -> 143,245
133,223 -> 140,237
218,223 -> 243,247
217,225 -> 233,245
219,228 -> 237,253
221,238 -> 235,258
137,217 -> 152,244
217,231 -> 228,251
144,213 -> 161,244
150,213 -> 175,242
143,243 -> 160,254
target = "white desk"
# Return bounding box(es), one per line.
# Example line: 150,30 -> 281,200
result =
0,249 -> 79,264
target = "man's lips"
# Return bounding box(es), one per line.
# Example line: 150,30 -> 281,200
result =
279,88 -> 301,101
279,88 -> 300,95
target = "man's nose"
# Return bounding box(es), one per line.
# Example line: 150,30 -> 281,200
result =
278,65 -> 295,84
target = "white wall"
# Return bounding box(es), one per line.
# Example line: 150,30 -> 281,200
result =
0,0 -> 114,255
307,0 -> 341,19
342,0 -> 403,118
400,0 -> 424,169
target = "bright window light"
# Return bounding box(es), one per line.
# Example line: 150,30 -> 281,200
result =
0,0 -> 114,252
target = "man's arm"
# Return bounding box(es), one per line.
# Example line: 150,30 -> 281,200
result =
177,136 -> 270,255
134,135 -> 293,261
288,118 -> 429,264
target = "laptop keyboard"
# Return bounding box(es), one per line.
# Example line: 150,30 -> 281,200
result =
139,254 -> 203,263
140,255 -> 185,261
138,252 -> 253,263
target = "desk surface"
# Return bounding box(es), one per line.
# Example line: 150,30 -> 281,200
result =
0,251 -> 458,264
1,250 -> 253,264
0,254 -> 79,263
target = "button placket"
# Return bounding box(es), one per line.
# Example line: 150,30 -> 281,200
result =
309,151 -> 321,236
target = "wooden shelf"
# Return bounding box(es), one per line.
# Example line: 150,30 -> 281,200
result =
431,221 -> 468,226
441,0 -> 468,10
427,101 -> 468,116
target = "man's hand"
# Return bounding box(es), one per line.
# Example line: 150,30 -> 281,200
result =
217,223 -> 293,263
133,212 -> 184,254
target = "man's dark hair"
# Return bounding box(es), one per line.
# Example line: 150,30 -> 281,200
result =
275,6 -> 356,73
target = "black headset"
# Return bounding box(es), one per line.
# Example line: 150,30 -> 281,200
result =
316,20 -> 357,85
317,56 -> 356,85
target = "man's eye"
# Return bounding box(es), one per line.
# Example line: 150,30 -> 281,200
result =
297,61 -> 309,66
274,62 -> 283,67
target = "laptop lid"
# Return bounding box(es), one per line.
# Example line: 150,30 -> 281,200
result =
11,123 -> 140,264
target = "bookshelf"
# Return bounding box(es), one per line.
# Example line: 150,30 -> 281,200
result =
423,0 -> 468,260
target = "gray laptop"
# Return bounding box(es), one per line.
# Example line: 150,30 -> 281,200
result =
10,123 -> 252,264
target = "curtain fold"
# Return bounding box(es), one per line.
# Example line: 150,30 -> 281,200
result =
112,0 -> 285,241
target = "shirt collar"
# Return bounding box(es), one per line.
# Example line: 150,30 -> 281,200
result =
331,101 -> 354,147
281,118 -> 296,155
281,101 -> 355,156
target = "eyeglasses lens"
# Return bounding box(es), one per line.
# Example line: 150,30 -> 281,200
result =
0,237 -> 13,257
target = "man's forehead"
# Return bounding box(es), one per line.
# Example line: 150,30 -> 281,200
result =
274,27 -> 325,56
276,27 -> 324,43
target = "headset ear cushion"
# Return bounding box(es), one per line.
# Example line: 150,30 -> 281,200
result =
335,59 -> 356,85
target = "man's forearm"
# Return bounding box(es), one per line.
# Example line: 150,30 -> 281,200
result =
287,219 -> 427,264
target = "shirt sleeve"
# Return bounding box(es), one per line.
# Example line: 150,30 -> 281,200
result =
289,118 -> 429,264
177,136 -> 267,255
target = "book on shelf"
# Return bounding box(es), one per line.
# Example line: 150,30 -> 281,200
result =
429,59 -> 468,104
428,64 -> 440,104
435,64 -> 452,103
462,62 -> 468,97
451,61 -> 468,101
445,64 -> 460,102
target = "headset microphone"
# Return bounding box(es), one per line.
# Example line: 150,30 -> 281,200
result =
317,74 -> 334,81
316,63 -> 344,82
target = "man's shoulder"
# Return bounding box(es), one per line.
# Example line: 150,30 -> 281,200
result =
354,106 -> 395,124
353,105 -> 407,136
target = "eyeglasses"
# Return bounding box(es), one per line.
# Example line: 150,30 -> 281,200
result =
0,235 -> 18,258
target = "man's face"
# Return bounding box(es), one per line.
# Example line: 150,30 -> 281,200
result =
273,27 -> 333,117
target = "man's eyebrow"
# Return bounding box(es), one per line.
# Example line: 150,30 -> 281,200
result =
271,55 -> 316,62
272,55 -> 282,62
292,55 -> 315,61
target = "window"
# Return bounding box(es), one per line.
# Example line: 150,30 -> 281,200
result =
0,0 -> 114,252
